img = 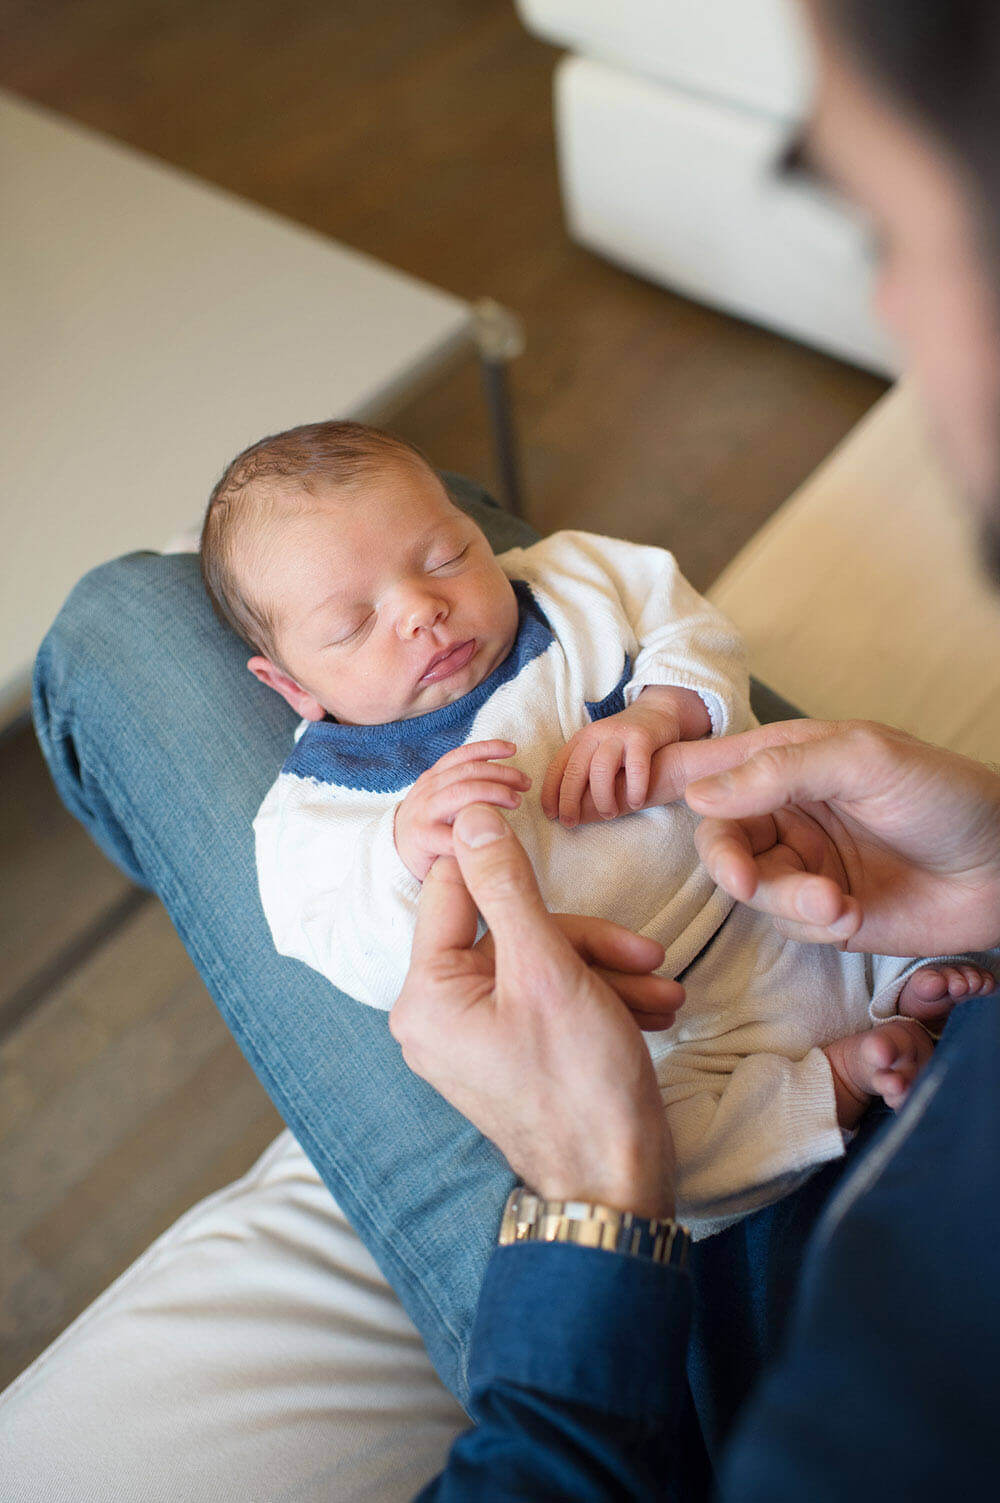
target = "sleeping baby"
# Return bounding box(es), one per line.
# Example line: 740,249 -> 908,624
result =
200,419 -> 993,1233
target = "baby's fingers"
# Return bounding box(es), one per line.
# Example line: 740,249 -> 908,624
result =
624,741 -> 653,812
558,740 -> 599,828
541,744 -> 572,821
589,737 -> 627,819
432,740 -> 518,772
431,760 -> 530,795
430,777 -> 526,825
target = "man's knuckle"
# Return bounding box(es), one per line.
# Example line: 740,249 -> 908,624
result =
843,719 -> 890,756
750,746 -> 792,782
484,866 -> 528,904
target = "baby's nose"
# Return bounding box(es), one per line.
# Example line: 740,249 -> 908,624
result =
399,592 -> 448,637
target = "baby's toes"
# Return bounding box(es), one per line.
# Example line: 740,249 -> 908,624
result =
872,1067 -> 910,1110
942,966 -> 973,999
858,1027 -> 899,1076
962,965 -> 995,996
870,1021 -> 935,1109
899,967 -> 950,1010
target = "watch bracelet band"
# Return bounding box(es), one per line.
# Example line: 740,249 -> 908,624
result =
498,1186 -> 690,1270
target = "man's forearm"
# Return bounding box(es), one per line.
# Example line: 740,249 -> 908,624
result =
418,1242 -> 697,1501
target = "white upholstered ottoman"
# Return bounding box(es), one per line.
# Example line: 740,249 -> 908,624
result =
4,383 -> 1000,1499
516,0 -> 899,374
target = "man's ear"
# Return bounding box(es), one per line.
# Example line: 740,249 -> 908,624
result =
247,657 -> 327,721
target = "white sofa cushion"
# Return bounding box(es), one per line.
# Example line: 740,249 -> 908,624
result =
516,0 -> 810,119
555,54 -> 898,374
0,1132 -> 463,1502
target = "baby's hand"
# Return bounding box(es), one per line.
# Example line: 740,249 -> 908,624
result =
542,686 -> 710,827
395,740 -> 531,880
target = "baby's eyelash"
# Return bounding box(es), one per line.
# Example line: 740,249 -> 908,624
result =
430,544 -> 470,571
328,615 -> 372,647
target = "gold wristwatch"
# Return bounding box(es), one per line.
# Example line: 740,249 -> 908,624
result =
499,1186 -> 690,1269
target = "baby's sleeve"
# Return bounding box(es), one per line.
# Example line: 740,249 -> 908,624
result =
610,537 -> 751,737
254,772 -> 421,1010
508,531 -> 753,736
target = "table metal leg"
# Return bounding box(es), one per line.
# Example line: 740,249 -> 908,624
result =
473,299 -> 526,516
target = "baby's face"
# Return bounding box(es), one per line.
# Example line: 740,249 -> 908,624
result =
251,463 -> 520,724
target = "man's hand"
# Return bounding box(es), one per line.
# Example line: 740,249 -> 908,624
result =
474,913 -> 684,1034
541,685 -> 710,827
639,718 -> 1000,956
394,740 -> 530,880
390,804 -> 677,1219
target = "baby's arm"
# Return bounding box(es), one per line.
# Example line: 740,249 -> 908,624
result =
541,684 -> 709,825
255,782 -> 421,1009
524,532 -> 752,825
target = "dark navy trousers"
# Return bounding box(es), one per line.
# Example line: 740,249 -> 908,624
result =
422,992 -> 1000,1499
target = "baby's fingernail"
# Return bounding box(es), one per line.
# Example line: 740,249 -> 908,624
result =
456,805 -> 508,848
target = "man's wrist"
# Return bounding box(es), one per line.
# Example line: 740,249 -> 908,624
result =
499,1186 -> 690,1268
529,1129 -> 676,1220
534,1179 -> 675,1222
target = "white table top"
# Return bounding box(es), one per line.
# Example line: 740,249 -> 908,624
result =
0,91 -> 473,720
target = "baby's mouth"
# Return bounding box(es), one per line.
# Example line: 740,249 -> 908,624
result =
417,639 -> 477,686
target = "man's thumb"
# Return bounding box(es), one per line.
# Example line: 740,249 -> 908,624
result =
452,804 -> 553,946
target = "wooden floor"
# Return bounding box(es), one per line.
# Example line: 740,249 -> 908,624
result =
0,0 -> 886,1389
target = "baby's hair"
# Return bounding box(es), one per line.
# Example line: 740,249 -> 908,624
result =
200,419 -> 433,660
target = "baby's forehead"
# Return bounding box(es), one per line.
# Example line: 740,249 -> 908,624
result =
249,478 -> 474,576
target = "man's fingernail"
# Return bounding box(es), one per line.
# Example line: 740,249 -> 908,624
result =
456,805 -> 508,848
829,911 -> 856,938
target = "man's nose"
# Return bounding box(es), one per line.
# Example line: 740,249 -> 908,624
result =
397,589 -> 449,639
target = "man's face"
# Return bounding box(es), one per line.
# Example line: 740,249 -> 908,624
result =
247,462 -> 520,724
799,0 -> 1000,542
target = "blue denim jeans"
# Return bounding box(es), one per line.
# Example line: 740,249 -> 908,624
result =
32,475 -> 537,1403
32,472 -> 832,1424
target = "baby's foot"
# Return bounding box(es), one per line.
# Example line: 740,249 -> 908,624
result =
898,962 -> 995,1028
825,1019 -> 936,1128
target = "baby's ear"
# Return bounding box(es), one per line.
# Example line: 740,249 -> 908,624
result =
247,657 -> 326,721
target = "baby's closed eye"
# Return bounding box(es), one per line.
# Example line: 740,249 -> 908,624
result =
427,544 -> 470,573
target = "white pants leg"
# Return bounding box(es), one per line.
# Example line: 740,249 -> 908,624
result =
0,1132 -> 464,1502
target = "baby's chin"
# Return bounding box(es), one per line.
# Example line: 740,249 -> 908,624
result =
402,661 -> 493,718
397,640 -> 506,721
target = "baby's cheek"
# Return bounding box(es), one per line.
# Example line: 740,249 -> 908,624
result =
328,660 -> 404,723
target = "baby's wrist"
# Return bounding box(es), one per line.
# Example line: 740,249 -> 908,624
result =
636,685 -> 710,742
393,802 -> 427,881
